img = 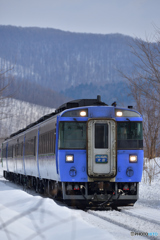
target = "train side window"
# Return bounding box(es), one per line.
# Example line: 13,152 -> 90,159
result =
54,128 -> 56,153
39,130 -> 55,154
8,146 -> 13,158
20,143 -> 23,156
15,144 -> 18,157
15,142 -> 23,157
25,137 -> 35,156
2,146 -> 6,158
39,135 -> 42,154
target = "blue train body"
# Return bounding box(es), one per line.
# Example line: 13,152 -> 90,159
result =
2,96 -> 143,208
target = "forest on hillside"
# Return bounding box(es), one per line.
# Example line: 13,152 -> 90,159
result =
0,26 -> 138,107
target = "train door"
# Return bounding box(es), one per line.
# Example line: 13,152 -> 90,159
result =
87,119 -> 117,178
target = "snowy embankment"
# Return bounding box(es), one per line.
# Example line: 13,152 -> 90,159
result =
139,158 -> 160,209
0,166 -> 114,240
0,159 -> 160,240
0,98 -> 55,139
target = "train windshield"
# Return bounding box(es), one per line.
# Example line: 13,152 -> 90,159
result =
59,122 -> 86,149
117,122 -> 143,149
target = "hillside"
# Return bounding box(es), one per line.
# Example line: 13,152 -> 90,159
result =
5,77 -> 71,108
0,98 -> 55,141
0,26 -> 138,106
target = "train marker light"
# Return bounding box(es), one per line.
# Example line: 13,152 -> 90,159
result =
129,155 -> 137,163
126,167 -> 134,177
69,167 -> 77,177
66,155 -> 74,162
74,184 -> 80,190
80,111 -> 87,117
123,184 -> 129,191
116,111 -> 123,117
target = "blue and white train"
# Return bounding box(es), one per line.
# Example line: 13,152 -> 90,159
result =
2,96 -> 143,208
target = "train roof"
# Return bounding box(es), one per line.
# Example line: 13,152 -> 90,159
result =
9,95 -> 107,139
55,95 -> 107,113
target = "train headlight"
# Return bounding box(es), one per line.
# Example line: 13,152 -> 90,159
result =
66,155 -> 74,162
129,155 -> 137,163
116,111 -> 123,117
80,111 -> 87,117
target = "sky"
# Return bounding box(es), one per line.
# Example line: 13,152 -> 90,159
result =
0,0 -> 160,41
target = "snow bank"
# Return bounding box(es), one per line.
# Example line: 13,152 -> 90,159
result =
138,158 -> 160,208
0,98 -> 55,139
0,167 -> 114,240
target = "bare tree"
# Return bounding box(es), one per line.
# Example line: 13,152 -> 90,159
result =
0,67 -> 14,114
120,27 -> 160,183
134,90 -> 160,159
121,32 -> 160,158
123,27 -> 160,104
0,66 -> 14,143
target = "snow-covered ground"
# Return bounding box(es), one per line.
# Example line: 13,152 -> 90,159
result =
0,161 -> 160,240
0,98 -> 55,139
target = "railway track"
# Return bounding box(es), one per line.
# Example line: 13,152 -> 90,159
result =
121,208 -> 160,226
84,208 -> 160,240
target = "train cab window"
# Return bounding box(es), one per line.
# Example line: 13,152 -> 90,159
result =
95,123 -> 108,148
59,122 -> 86,149
117,122 -> 143,149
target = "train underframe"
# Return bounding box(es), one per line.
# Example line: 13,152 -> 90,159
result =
3,171 -> 139,209
62,181 -> 139,208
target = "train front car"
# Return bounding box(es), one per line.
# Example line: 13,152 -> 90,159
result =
57,97 -> 143,208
